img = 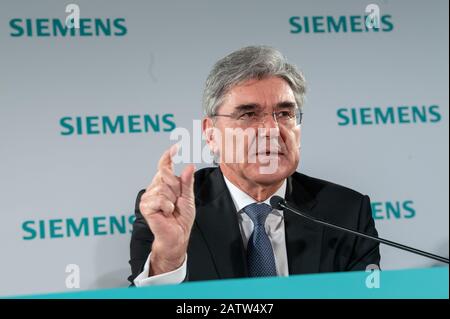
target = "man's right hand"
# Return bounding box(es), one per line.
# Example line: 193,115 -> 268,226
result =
139,144 -> 196,276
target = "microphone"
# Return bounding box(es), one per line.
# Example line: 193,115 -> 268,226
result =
270,195 -> 449,264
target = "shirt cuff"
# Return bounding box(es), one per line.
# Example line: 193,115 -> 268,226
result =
133,252 -> 187,287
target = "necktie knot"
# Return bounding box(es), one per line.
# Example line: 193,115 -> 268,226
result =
243,203 -> 272,226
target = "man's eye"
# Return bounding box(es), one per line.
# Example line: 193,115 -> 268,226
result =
239,112 -> 257,119
277,111 -> 292,118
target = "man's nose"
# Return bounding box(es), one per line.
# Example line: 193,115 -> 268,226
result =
260,113 -> 280,135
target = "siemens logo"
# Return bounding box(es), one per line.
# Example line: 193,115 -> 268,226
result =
22,215 -> 135,240
337,105 -> 441,126
289,15 -> 394,34
9,18 -> 127,37
371,200 -> 416,220
60,114 -> 176,136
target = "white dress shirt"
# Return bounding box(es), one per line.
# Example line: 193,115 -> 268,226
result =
133,176 -> 289,287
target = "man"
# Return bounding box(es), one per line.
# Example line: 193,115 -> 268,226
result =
128,46 -> 380,286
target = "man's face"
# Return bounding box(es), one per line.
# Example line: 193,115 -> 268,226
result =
204,76 -> 301,186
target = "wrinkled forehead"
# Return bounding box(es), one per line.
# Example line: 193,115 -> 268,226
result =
219,77 -> 297,113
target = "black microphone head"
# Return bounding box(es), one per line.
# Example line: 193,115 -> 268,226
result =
270,195 -> 285,210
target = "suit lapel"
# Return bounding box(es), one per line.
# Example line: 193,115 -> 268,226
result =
194,169 -> 248,279
194,169 -> 324,278
284,174 -> 323,274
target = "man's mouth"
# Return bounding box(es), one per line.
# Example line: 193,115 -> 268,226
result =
256,151 -> 284,156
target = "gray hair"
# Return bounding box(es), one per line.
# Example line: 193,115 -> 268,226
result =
202,45 -> 306,117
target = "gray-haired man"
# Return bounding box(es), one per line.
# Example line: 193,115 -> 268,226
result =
129,46 -> 380,286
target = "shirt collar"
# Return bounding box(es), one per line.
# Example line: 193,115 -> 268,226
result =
223,175 -> 286,216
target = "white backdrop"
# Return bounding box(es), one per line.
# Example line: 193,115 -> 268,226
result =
0,0 -> 448,296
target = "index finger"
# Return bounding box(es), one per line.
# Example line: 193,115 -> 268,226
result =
157,144 -> 178,172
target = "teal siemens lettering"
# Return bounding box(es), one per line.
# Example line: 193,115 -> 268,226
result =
337,105 -> 441,126
371,201 -> 416,220
289,15 -> 394,33
22,215 -> 136,240
60,114 -> 176,135
9,18 -> 127,37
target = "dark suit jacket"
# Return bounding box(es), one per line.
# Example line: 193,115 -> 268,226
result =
128,167 -> 380,284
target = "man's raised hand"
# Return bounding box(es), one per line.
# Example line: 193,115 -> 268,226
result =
139,144 -> 196,275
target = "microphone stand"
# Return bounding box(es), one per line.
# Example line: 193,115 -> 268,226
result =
271,196 -> 449,264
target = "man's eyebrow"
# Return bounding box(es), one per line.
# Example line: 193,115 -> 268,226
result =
232,101 -> 297,113
233,103 -> 261,112
275,101 -> 297,109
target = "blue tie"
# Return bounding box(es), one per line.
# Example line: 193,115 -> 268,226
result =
243,203 -> 277,277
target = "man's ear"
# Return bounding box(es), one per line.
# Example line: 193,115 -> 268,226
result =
295,124 -> 302,149
202,117 -> 217,152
